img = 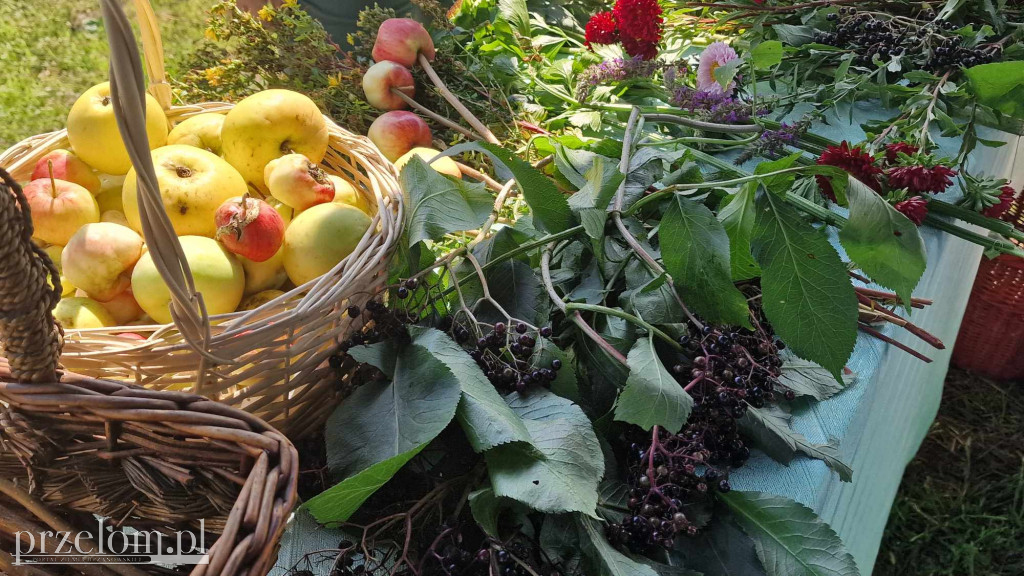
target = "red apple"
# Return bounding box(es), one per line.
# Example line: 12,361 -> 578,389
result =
362,61 -> 415,111
372,18 -> 436,68
31,150 -> 101,195
214,196 -> 286,263
264,153 -> 336,211
23,173 -> 100,246
367,111 -> 433,162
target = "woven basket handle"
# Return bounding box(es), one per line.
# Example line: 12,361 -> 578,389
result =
0,170 -> 63,383
100,0 -> 223,363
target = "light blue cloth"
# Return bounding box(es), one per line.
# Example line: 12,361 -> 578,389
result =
270,103 -> 1020,575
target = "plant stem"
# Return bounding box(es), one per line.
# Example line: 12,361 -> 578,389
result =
927,199 -> 1024,243
390,88 -> 482,141
418,54 -> 500,144
643,113 -> 763,134
626,166 -> 817,215
922,214 -> 1024,258
858,322 -> 933,363
564,302 -> 683,352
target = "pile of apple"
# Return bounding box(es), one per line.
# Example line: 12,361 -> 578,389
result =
25,83 -> 376,331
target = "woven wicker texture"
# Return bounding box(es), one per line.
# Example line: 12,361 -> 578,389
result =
0,0 -> 403,439
952,192 -> 1024,380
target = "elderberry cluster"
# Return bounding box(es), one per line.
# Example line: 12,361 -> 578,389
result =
608,312 -> 794,553
814,8 -> 1002,74
444,318 -> 562,395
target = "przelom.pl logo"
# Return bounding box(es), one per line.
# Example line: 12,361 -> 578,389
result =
14,518 -> 209,565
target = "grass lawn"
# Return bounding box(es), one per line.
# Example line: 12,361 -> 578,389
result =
0,0 -> 209,149
875,368 -> 1024,576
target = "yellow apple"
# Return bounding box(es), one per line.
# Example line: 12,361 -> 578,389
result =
63,222 -> 144,302
96,174 -> 125,212
53,297 -> 116,329
221,89 -> 330,192
394,147 -> 462,179
131,236 -> 245,324
283,203 -> 371,286
328,174 -> 375,216
167,113 -> 226,155
23,177 -> 99,246
122,145 -> 247,237
238,289 -> 286,311
44,245 -> 76,297
240,245 -> 288,295
101,210 -> 130,226
66,82 -> 168,175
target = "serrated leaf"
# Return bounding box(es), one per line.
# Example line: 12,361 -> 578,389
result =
400,156 -> 492,247
443,142 -> 575,233
751,192 -> 858,380
838,177 -> 926,309
661,195 -> 751,327
752,41 -> 783,70
756,152 -> 804,194
672,514 -> 763,576
720,491 -> 860,576
409,326 -> 533,452
773,24 -> 817,46
620,266 -> 683,325
965,61 -> 1024,119
577,515 -> 660,576
540,514 -> 584,573
778,357 -> 856,401
305,444 -> 426,523
614,334 -> 693,433
486,390 -> 604,516
718,184 -> 762,281
325,343 -> 462,479
469,488 -> 517,538
739,406 -> 853,481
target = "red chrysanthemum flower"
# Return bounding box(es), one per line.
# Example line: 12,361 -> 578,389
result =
884,142 -> 919,164
983,185 -> 1018,218
887,164 -> 957,194
584,11 -> 619,47
613,0 -> 663,60
894,196 -> 928,225
815,141 -> 883,201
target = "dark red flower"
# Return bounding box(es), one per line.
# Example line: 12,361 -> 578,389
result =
815,141 -> 882,201
884,142 -> 919,164
887,164 -> 957,194
983,185 -> 1018,218
584,11 -> 618,47
894,196 -> 928,225
613,0 -> 663,60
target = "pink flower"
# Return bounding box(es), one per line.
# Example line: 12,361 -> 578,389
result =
696,42 -> 739,96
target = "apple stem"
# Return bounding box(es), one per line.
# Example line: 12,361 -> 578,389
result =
417,54 -> 500,145
47,160 -> 57,197
390,88 -> 482,141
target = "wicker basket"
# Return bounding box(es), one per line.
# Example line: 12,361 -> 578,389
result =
952,192 -> 1024,380
0,0 -> 404,439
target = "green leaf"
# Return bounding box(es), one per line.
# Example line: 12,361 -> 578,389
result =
661,196 -> 751,327
756,152 -> 803,194
486,389 -> 604,516
305,445 -> 426,523
778,356 -> 856,401
443,142 -> 575,233
965,62 -> 1024,119
400,156 -> 492,247
498,0 -> 531,36
672,514 -> 763,576
577,515 -> 660,576
714,57 -> 746,92
752,41 -> 784,70
773,24 -> 817,46
532,337 -> 579,402
838,178 -> 926,308
469,488 -> 515,538
614,334 -> 693,433
720,491 -> 860,576
620,267 -> 683,325
751,192 -> 858,380
718,184 -> 762,281
408,326 -> 533,452
739,406 -> 853,481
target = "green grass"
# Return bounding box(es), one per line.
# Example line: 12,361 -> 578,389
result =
875,368 -> 1024,576
0,0 -> 210,149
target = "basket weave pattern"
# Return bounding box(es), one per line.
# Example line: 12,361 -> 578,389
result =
0,1 -> 404,439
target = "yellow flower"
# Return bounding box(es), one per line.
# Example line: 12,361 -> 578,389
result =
204,28 -> 217,41
257,5 -> 274,21
346,33 -> 356,46
328,75 -> 341,87
204,67 -> 224,86
283,0 -> 299,7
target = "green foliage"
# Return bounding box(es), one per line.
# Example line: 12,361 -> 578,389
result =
739,406 -> 853,481
778,357 -> 856,401
401,156 -> 493,247
614,334 -> 694,433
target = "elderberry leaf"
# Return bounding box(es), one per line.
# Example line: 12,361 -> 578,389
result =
738,406 -> 853,482
778,356 -> 856,401
400,156 -> 491,247
441,142 -> 575,233
839,177 -> 926,310
660,195 -> 752,328
468,488 -> 520,538
486,390 -> 604,516
718,184 -> 762,281
620,264 -> 682,325
751,191 -> 858,381
408,326 -> 533,453
672,513 -> 763,576
531,337 -> 579,402
577,515 -> 661,576
751,41 -> 784,70
720,491 -> 859,576
614,334 -> 693,433
305,445 -> 426,523
773,24 -> 818,47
